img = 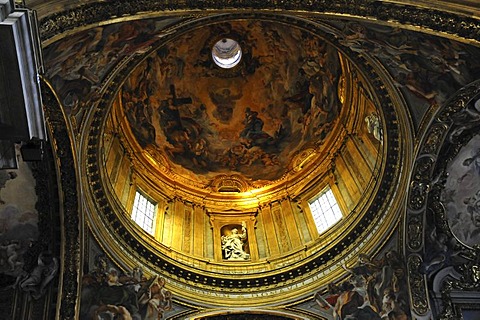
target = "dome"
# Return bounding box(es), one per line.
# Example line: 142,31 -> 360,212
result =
78,13 -> 405,307
117,19 -> 347,191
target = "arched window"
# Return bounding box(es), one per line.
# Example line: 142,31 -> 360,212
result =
131,190 -> 156,234
308,187 -> 342,234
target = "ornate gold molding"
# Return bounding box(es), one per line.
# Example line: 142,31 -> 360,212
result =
79,12 -> 408,307
405,80 -> 480,318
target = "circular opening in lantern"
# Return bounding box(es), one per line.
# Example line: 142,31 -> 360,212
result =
212,38 -> 242,69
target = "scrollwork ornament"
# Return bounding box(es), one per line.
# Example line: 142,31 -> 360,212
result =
39,0 -> 480,43
408,181 -> 430,212
407,215 -> 423,251
453,246 -> 480,290
41,81 -> 80,319
429,183 -> 452,234
437,83 -> 480,124
422,124 -> 447,156
438,280 -> 461,320
407,254 -> 429,315
412,155 -> 435,182
408,155 -> 434,212
438,246 -> 480,319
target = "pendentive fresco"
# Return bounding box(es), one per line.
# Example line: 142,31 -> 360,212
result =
80,251 -> 172,320
325,21 -> 480,128
0,146 -> 58,302
0,147 -> 39,281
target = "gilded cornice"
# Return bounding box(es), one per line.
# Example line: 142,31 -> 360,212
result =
37,0 -> 480,45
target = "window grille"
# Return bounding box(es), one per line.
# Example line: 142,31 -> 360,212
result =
131,190 -> 156,234
308,187 -> 342,234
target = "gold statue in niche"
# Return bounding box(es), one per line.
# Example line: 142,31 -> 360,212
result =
221,222 -> 250,260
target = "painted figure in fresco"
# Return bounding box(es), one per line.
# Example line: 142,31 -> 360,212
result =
221,222 -> 249,260
129,266 -> 146,293
81,254 -> 174,320
209,88 -> 242,123
240,108 -> 273,149
380,288 -> 408,320
441,134 -> 480,247
314,282 -> 341,311
462,147 -> 480,178
0,240 -> 22,271
138,276 -> 172,320
81,254 -> 140,319
0,171 -> 17,204
315,280 -> 377,320
315,252 -> 410,319
92,268 -> 139,318
465,190 -> 480,229
94,304 -> 133,320
333,281 -> 371,320
449,189 -> 480,246
18,251 -> 58,299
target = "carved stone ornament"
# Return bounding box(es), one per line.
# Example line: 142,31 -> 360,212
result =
436,246 -> 480,320
408,254 -> 429,315
407,215 -> 423,252
406,80 -> 480,319
41,80 -> 80,319
38,0 -> 480,43
210,174 -> 252,193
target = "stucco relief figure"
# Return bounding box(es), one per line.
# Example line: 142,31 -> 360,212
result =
365,112 -> 383,142
0,240 -> 22,271
18,251 -> 59,300
221,222 -> 250,260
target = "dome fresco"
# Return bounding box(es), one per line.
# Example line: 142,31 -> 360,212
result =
121,20 -> 343,182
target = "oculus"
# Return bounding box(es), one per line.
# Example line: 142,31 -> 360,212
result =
212,38 -> 242,69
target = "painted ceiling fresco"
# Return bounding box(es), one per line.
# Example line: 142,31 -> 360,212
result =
442,131 -> 480,247
0,145 -> 39,279
121,20 -> 343,182
41,16 -> 480,184
41,17 -> 480,183
42,17 -> 183,116
326,21 -> 480,129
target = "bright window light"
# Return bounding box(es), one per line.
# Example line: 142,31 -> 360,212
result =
131,190 -> 156,234
308,187 -> 342,234
212,38 -> 242,69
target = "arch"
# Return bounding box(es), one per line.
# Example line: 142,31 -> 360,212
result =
405,79 -> 480,319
